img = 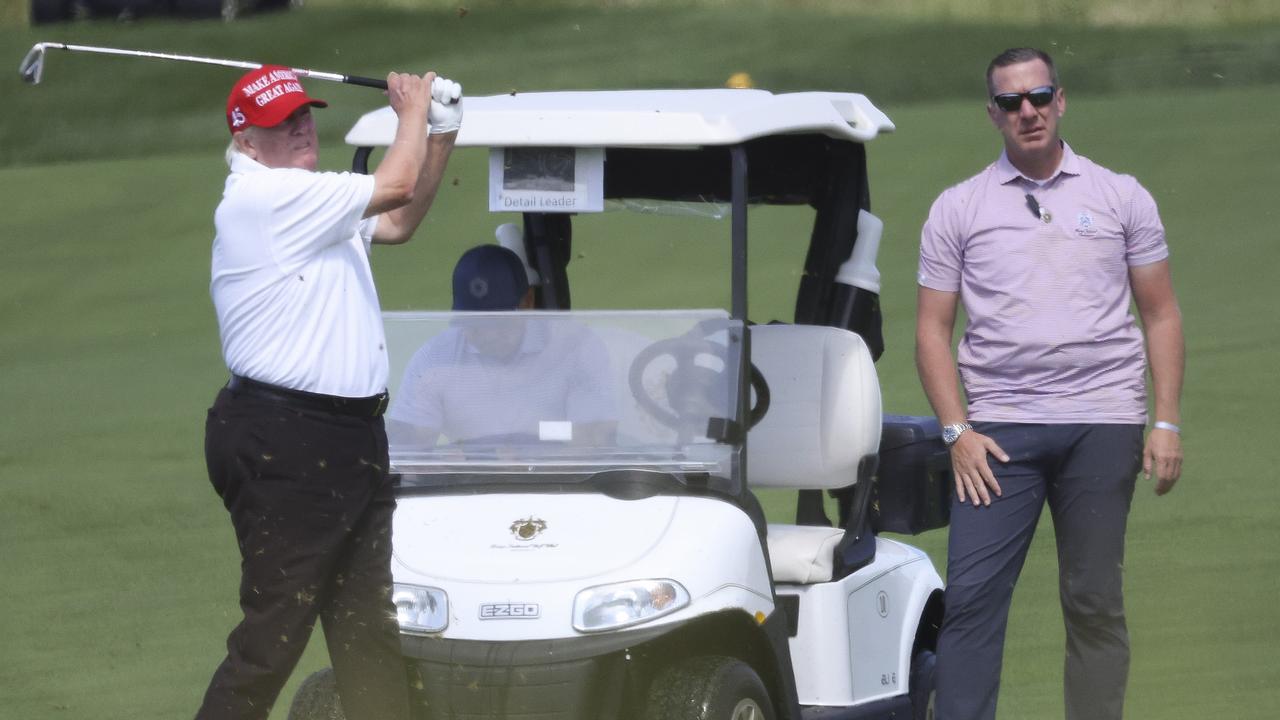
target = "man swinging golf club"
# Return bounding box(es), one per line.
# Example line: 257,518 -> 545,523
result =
198,64 -> 461,719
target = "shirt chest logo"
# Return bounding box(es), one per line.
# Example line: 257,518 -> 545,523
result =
1075,211 -> 1099,237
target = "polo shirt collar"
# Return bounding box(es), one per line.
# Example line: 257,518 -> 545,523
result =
229,151 -> 268,175
996,141 -> 1081,185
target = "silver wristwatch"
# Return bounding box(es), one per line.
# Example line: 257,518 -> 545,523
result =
942,422 -> 972,447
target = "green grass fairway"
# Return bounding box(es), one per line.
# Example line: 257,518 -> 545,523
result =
3,6 -> 1279,719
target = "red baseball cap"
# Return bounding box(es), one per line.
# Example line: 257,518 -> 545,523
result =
225,65 -> 328,134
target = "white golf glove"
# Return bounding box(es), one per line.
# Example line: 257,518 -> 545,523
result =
428,76 -> 463,135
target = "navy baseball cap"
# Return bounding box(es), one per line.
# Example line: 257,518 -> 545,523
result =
452,244 -> 530,311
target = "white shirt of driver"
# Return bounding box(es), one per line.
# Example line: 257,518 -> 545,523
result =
211,152 -> 386,398
387,318 -> 616,443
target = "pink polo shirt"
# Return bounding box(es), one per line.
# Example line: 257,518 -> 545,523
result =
918,142 -> 1168,424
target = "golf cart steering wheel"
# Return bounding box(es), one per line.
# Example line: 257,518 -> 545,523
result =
628,329 -> 770,437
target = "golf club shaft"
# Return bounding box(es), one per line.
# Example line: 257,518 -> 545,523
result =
25,42 -> 388,89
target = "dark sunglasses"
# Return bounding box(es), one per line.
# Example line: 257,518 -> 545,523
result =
991,85 -> 1056,112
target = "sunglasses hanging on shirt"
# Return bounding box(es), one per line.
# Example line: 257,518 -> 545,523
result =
1025,194 -> 1052,223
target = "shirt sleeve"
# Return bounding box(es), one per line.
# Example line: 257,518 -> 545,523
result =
263,169 -> 376,271
359,215 -> 378,257
1121,179 -> 1169,267
917,188 -> 965,292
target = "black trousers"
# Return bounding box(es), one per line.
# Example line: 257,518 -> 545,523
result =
196,387 -> 410,720
934,423 -> 1143,720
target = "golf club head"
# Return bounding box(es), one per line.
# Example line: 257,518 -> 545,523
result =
19,44 -> 46,85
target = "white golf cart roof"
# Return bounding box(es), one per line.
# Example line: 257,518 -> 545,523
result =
344,89 -> 894,148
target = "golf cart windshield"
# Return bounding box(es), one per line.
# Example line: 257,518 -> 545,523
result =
385,310 -> 744,491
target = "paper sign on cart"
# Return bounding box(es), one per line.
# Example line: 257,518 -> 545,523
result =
489,147 -> 604,213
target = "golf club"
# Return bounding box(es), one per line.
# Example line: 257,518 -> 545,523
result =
19,41 -> 390,90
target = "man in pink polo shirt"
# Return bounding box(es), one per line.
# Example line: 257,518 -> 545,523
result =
916,47 -> 1184,720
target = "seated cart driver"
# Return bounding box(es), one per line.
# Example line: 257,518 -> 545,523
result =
387,244 -> 617,449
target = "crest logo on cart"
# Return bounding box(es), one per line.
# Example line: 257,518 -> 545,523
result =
510,517 -> 548,540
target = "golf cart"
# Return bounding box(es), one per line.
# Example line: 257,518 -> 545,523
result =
290,89 -> 951,720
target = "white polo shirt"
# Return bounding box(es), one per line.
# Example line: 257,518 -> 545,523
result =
211,153 -> 387,398
387,317 -> 616,443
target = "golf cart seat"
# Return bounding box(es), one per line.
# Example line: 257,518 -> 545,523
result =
747,324 -> 881,583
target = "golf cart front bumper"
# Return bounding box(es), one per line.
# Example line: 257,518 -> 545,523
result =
400,626 -> 669,720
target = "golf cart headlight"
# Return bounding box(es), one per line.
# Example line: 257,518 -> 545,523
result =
392,584 -> 448,635
573,579 -> 689,632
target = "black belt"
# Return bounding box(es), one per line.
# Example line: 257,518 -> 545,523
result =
227,375 -> 389,418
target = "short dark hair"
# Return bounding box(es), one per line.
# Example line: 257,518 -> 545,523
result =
986,47 -> 1059,96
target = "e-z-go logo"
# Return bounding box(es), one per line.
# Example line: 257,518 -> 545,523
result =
479,603 -> 541,620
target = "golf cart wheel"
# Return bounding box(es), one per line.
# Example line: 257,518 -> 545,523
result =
643,655 -> 774,720
286,667 -> 345,720
909,649 -> 937,720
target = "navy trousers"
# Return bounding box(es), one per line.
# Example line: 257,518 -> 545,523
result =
196,387 -> 410,720
934,423 -> 1143,720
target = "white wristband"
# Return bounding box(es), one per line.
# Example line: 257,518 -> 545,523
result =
1153,421 -> 1181,434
